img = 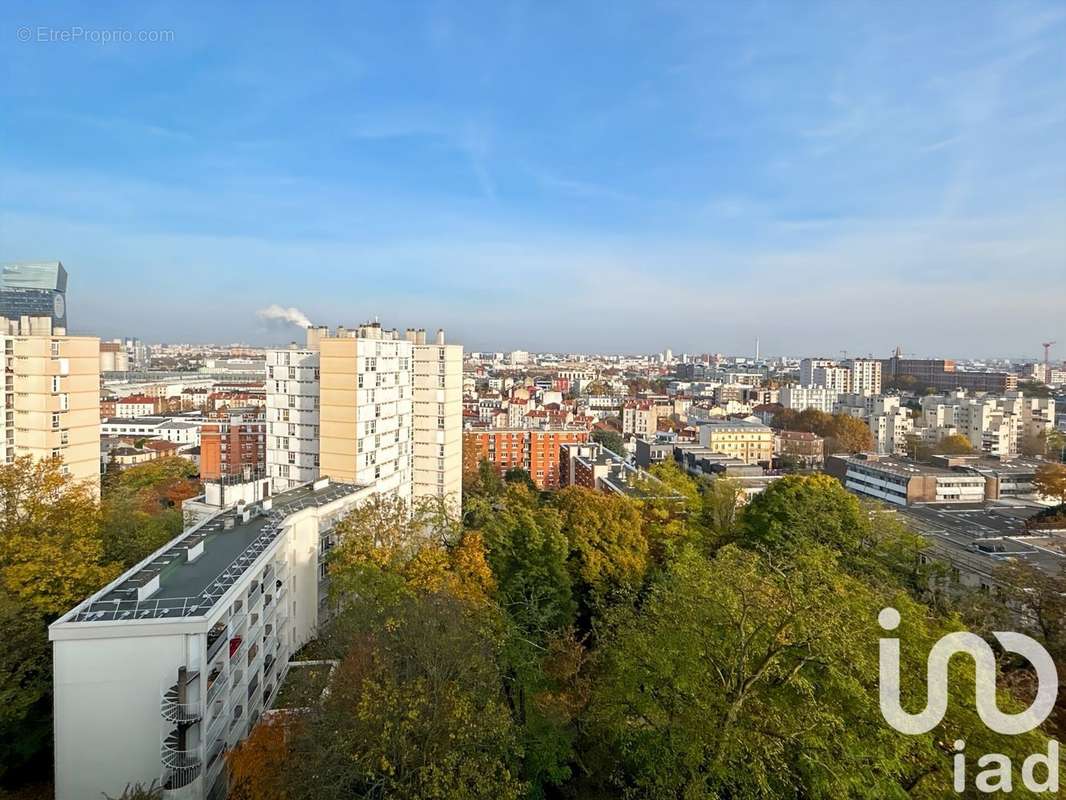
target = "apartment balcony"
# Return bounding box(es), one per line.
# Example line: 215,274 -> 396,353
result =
204,736 -> 228,789
204,703 -> 227,745
205,668 -> 228,706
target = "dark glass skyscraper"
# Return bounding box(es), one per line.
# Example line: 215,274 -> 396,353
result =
0,261 -> 68,329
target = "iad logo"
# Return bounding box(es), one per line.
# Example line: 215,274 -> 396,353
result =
878,607 -> 1060,794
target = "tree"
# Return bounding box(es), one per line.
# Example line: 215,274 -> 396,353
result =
936,433 -> 973,455
694,477 -> 744,553
584,546 -> 898,798
1019,430 -> 1048,457
483,488 -> 575,639
282,594 -> 526,800
1047,429 -> 1066,463
1018,380 -> 1052,398
826,414 -> 874,454
1033,462 -> 1066,504
0,588 -> 53,783
583,545 -> 1053,800
590,429 -> 625,456
739,474 -> 868,555
0,457 -> 118,617
551,487 -> 648,618
227,718 -> 289,800
503,467 -> 537,492
102,456 -> 201,513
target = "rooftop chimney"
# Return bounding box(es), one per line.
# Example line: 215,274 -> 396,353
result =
436,328 -> 445,345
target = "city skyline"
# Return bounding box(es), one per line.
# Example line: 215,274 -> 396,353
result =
3,1 -> 1064,355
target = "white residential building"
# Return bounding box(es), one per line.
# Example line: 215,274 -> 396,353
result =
846,358 -> 882,394
49,478 -> 377,800
266,323 -> 462,509
779,385 -> 836,414
799,358 -> 836,386
265,344 -> 320,491
102,416 -> 202,445
917,391 -> 1055,457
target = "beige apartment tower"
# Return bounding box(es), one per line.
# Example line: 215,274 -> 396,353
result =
274,322 -> 462,510
2,316 -> 100,495
411,329 -> 463,512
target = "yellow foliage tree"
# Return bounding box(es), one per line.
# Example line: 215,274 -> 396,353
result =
226,717 -> 290,800
0,457 -> 119,616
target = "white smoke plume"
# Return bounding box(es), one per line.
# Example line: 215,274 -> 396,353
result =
256,304 -> 312,329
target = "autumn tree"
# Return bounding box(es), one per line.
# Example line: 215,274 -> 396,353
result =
551,487 -> 648,619
227,717 -> 289,800
0,456 -> 118,617
584,545 -> 1052,799
936,433 -> 973,455
1033,462 -> 1066,504
504,467 -> 537,492
826,413 -> 874,454
283,594 -> 526,800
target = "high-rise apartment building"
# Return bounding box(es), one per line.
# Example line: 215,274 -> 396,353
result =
265,344 -> 320,491
846,358 -> 882,394
266,323 -> 462,508
2,315 -> 100,495
319,323 -> 414,503
798,357 -> 881,395
411,332 -> 463,511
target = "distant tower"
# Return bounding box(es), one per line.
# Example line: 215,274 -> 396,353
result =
755,337 -> 760,361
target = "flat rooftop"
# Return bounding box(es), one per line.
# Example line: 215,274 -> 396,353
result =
838,455 -> 967,478
895,503 -> 1065,577
62,480 -> 361,624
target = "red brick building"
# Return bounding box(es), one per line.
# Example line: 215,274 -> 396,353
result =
200,414 -> 266,480
463,427 -> 591,489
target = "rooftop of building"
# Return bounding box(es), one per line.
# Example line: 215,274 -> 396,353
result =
55,479 -> 362,626
894,503 -> 1064,577
831,453 -> 980,479
698,419 -> 772,431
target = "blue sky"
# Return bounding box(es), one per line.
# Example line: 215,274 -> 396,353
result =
2,1 -> 1064,357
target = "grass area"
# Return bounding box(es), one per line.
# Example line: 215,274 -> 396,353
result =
272,663 -> 333,709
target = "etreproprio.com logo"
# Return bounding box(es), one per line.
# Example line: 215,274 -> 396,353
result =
878,607 -> 1060,793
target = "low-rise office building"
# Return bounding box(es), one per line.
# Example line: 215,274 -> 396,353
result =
825,453 -> 987,506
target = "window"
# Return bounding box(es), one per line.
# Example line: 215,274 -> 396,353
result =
50,341 -> 60,357
51,412 -> 60,429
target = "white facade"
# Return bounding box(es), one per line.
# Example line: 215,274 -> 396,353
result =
50,479 -> 377,800
846,358 -> 882,394
916,391 -> 1055,457
265,347 -> 320,491
102,417 -> 202,445
266,325 -> 463,510
779,385 -> 836,414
